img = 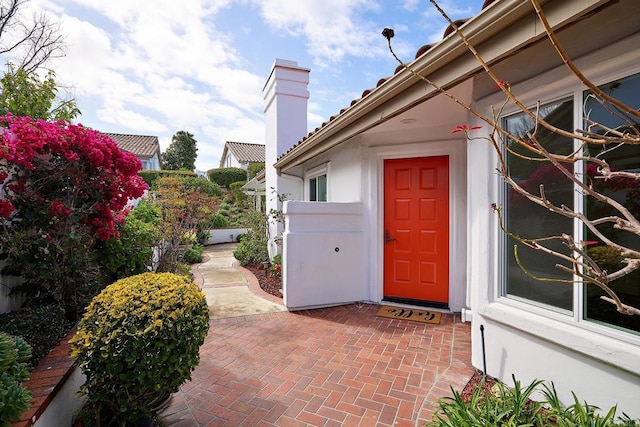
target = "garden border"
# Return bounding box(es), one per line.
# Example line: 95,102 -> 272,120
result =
10,329 -> 79,427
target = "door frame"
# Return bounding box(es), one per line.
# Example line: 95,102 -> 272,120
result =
365,139 -> 467,312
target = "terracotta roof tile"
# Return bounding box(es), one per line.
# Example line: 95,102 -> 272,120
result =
276,1 -> 496,162
105,133 -> 160,158
225,141 -> 265,163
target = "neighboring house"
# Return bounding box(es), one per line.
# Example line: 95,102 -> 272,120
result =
242,169 -> 266,211
106,133 -> 162,170
263,0 -> 640,417
219,141 -> 265,169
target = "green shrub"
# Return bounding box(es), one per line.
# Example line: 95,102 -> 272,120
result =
0,332 -> 32,426
97,216 -> 161,281
587,245 -> 624,271
233,211 -> 269,265
138,170 -> 196,189
207,167 -> 247,188
182,176 -> 224,197
212,213 -> 230,228
70,272 -> 209,425
229,181 -> 248,206
247,162 -> 265,179
0,304 -> 72,368
129,200 -> 162,226
182,244 -> 203,264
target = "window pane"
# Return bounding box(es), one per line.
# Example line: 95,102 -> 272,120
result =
583,73 -> 640,333
309,177 -> 317,201
317,174 -> 327,202
503,99 -> 574,310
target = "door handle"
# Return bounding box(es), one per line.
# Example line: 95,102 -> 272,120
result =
385,230 -> 396,245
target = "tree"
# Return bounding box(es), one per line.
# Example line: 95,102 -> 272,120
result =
0,0 -> 65,72
150,176 -> 219,273
383,0 -> 640,316
0,64 -> 80,120
162,130 -> 198,171
0,116 -> 147,310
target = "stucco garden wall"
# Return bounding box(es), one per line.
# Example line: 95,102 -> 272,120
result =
283,201 -> 367,309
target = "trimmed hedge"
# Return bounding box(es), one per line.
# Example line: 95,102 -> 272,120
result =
71,272 -> 209,424
138,169 -> 196,189
207,167 -> 246,188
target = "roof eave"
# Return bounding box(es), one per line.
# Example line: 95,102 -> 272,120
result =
274,0 -> 603,173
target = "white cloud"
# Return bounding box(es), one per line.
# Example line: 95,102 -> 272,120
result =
254,0 -> 387,67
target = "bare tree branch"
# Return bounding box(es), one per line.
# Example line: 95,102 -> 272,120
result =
0,0 -> 65,72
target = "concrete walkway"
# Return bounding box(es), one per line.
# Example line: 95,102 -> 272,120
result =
194,243 -> 287,319
159,243 -> 474,426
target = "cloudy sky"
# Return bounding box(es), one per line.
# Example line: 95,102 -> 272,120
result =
17,0 -> 478,172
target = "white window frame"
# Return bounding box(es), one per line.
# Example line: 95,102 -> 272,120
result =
305,163 -> 329,202
474,35 -> 640,372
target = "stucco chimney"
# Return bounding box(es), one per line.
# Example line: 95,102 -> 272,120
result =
263,59 -> 310,158
263,59 -> 310,257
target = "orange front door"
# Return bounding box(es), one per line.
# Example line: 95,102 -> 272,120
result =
383,156 -> 449,306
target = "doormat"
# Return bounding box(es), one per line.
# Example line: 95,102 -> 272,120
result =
376,305 -> 441,324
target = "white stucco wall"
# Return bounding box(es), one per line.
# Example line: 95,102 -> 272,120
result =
467,33 -> 640,417
206,228 -> 248,245
283,201 -> 366,309
34,367 -> 86,427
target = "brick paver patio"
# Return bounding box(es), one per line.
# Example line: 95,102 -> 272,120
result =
159,303 -> 474,426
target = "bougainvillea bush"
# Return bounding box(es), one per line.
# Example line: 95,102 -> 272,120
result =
0,115 -> 147,311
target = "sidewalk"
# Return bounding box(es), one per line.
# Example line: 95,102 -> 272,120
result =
159,244 -> 474,426
193,243 -> 286,319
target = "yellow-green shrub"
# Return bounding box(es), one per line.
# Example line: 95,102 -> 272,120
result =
70,272 -> 209,424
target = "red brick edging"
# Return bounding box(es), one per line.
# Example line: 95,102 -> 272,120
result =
11,329 -> 78,427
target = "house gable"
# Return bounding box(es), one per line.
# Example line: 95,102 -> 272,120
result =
105,133 -> 161,170
219,141 -> 265,168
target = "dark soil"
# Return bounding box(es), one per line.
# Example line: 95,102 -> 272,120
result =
244,263 -> 283,298
461,370 -> 498,402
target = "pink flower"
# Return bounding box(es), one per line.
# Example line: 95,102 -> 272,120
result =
582,240 -> 599,246
493,80 -> 510,90
451,124 -> 482,134
0,199 -> 15,218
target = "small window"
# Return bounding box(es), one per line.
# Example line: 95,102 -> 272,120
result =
306,165 -> 328,202
309,174 -> 327,202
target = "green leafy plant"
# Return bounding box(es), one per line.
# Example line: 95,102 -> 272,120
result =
270,253 -> 282,277
233,210 -> 269,266
429,375 -> 640,427
70,272 -> 209,425
212,213 -> 230,228
229,181 -> 248,206
97,213 -> 161,281
0,332 -> 32,426
542,383 -> 639,426
182,244 -> 203,264
429,375 -> 544,427
0,304 -> 72,368
247,162 -> 265,179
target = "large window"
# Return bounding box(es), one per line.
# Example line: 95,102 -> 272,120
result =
501,72 -> 640,334
583,73 -> 640,333
503,99 -> 575,311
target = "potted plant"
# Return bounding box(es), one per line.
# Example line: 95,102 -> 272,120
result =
70,272 -> 209,425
